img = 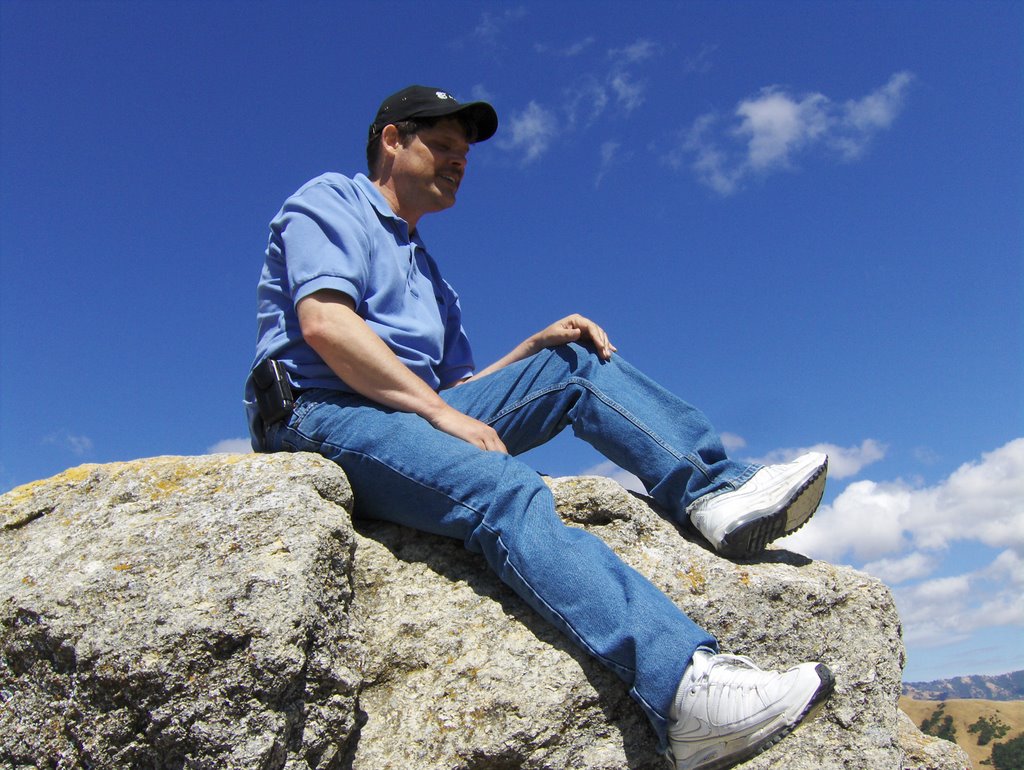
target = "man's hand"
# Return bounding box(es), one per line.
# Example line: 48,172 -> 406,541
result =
467,313 -> 618,384
427,405 -> 508,454
530,314 -> 617,361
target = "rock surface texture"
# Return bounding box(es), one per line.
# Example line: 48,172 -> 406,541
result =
1,453 -> 969,769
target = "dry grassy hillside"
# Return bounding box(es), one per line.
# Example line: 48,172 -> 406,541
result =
900,697 -> 1024,769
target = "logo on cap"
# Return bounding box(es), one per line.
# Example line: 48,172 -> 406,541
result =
436,91 -> 454,100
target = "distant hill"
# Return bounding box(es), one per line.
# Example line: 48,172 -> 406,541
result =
899,697 -> 1024,770
903,670 -> 1024,701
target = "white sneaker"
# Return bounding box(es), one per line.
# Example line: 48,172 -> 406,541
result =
667,650 -> 834,770
687,452 -> 828,558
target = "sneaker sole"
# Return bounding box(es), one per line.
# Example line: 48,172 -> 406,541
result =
717,458 -> 828,559
677,663 -> 835,770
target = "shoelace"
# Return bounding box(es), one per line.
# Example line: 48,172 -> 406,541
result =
689,654 -> 763,693
697,654 -> 789,727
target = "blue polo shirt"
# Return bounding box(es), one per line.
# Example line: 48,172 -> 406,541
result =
244,172 -> 475,432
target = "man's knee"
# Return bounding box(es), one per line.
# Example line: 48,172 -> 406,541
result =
471,459 -> 556,534
529,341 -> 608,381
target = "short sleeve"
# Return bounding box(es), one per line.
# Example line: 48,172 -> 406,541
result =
273,180 -> 372,306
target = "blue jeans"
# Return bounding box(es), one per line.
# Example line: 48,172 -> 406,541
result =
259,343 -> 758,747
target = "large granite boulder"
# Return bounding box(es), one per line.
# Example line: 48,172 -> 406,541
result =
0,453 -> 968,769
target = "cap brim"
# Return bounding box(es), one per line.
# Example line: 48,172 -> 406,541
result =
415,101 -> 498,143
455,102 -> 498,143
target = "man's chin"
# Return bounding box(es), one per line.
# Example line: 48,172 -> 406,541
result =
435,190 -> 457,209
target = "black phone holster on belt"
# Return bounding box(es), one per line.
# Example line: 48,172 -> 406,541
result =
252,359 -> 296,427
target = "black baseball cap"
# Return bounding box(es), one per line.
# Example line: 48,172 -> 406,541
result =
369,85 -> 498,144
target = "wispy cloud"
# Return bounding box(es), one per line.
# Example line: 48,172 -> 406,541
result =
470,84 -> 496,103
608,38 -> 659,65
580,459 -> 646,494
564,38 -> 691,123
535,36 -> 596,58
720,432 -> 748,453
837,71 -> 916,157
861,551 -> 938,585
469,7 -> 528,48
667,71 -> 915,195
606,38 -> 659,112
498,101 -> 558,164
42,432 -> 94,457
564,75 -> 611,129
497,36 -> 662,163
683,43 -> 718,75
594,140 -> 621,188
205,437 -> 253,454
894,549 -> 1024,647
608,71 -> 645,112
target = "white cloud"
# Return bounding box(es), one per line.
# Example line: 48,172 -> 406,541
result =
780,438 -> 1024,563
470,7 -> 527,47
672,113 -> 743,196
913,446 -> 942,466
861,551 -> 937,585
609,71 -> 645,112
206,438 -> 253,454
564,76 -> 610,128
779,439 -> 1024,653
834,71 -> 915,159
605,39 -> 659,112
720,432 -> 747,452
470,84 -> 496,103
669,71 -> 914,194
893,552 -> 1024,647
988,548 -> 1024,588
535,36 -> 596,58
499,101 -> 558,163
66,434 -> 94,456
683,43 -> 718,75
896,574 -> 976,647
781,478 -> 912,562
911,439 -> 1024,551
563,37 -> 596,57
500,36 -> 662,165
594,140 -> 620,187
735,89 -> 830,170
42,432 -> 94,456
579,460 -> 646,494
608,39 -> 658,65
599,140 -> 619,165
750,438 -> 887,480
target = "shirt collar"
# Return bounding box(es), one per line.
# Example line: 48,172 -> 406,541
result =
353,173 -> 395,220
353,173 -> 427,247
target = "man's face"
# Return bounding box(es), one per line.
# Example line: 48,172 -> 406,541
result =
389,119 -> 470,219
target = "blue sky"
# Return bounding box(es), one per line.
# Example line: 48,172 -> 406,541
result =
1,0 -> 1021,683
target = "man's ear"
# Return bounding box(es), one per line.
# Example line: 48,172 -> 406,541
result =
379,124 -> 402,160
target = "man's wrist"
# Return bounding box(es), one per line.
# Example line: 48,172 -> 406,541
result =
421,397 -> 456,428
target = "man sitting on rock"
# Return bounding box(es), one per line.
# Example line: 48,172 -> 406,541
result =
245,84 -> 835,770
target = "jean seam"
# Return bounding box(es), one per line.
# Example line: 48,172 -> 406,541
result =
477,520 -> 637,683
489,374 -> 696,462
